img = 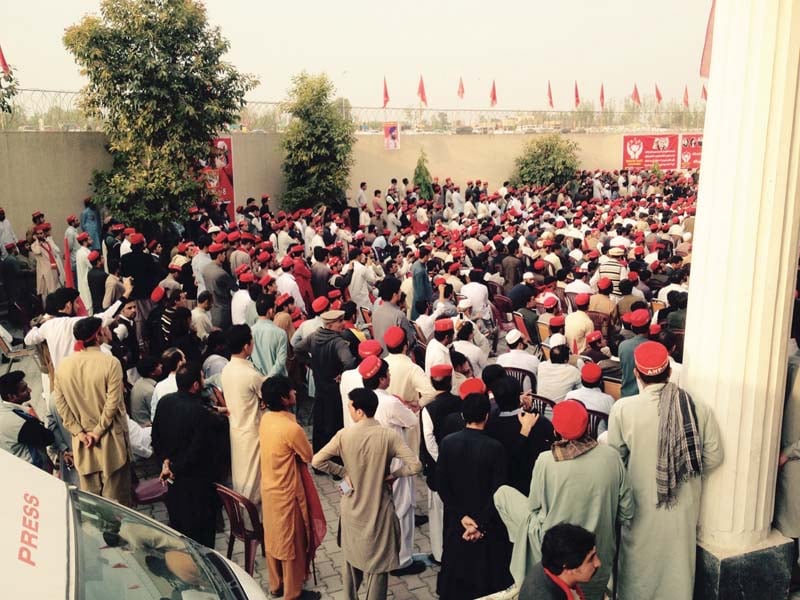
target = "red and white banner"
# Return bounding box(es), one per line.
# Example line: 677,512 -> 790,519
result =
622,134 -> 679,169
203,137 -> 235,220
679,133 -> 703,169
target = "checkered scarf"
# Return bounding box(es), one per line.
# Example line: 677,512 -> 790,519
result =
656,382 -> 702,509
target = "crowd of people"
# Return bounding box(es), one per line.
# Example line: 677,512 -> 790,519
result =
0,167 -> 726,600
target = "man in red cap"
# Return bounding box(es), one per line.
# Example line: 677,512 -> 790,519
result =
588,277 -> 618,324
608,341 -> 722,600
30,222 -> 63,302
495,399 -> 633,600
372,278 -> 415,352
276,254 -> 306,315
64,214 -> 81,281
618,308 -> 652,397
74,231 -> 92,314
338,339 -> 382,428
425,317 -> 454,375
564,364 -> 614,434
419,364 -> 463,564
231,271 -> 255,326
384,325 -> 437,409
201,242 -> 236,330
565,293 -> 595,354
359,355 -> 427,576
250,294 -> 287,380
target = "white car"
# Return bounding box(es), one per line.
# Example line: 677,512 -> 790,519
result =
1,451 -> 268,600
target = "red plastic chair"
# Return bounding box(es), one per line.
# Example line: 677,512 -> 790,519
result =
214,483 -> 265,576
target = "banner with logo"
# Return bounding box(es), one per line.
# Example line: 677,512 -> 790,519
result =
383,122 -> 400,150
202,137 -> 235,220
622,134 -> 679,169
679,133 -> 703,169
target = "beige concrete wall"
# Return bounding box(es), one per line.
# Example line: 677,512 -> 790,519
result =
0,131 -> 111,244
0,130 -> 681,239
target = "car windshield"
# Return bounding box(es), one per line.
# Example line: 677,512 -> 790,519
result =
70,490 -> 222,600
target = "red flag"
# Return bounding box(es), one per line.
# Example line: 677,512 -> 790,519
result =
490,80 -> 497,107
600,84 -> 605,110
701,84 -> 708,101
0,44 -> 9,76
655,84 -> 663,104
683,85 -> 689,108
547,80 -> 554,109
382,77 -> 390,108
417,75 -> 428,106
700,0 -> 716,77
457,76 -> 464,99
631,83 -> 641,106
574,81 -> 580,108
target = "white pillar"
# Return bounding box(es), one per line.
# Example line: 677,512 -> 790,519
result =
684,0 -> 800,552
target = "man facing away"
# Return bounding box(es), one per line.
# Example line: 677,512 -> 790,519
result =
53,317 -> 132,505
608,341 -> 723,600
312,388 -> 422,600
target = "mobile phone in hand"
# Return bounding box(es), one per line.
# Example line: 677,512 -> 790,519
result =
339,479 -> 354,496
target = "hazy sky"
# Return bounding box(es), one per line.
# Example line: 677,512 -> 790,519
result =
3,0 -> 712,110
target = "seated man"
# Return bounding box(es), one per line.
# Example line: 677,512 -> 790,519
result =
536,344 -> 581,402
0,370 -> 54,471
564,364 -> 615,435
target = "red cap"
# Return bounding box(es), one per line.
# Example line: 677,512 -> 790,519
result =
227,231 -> 241,242
259,273 -> 274,287
276,293 -> 292,307
587,250 -> 600,259
124,227 -> 136,235
633,246 -> 645,256
130,233 -> 145,245
238,272 -> 255,284
234,264 -> 250,276
629,308 -> 650,328
581,363 -> 602,384
533,260 -> 546,270
3,242 -> 15,251
448,263 -> 461,274
208,243 -> 225,254
627,271 -> 640,281
586,330 -> 602,344
32,211 -> 43,219
66,214 -> 77,224
257,251 -> 269,263
215,233 -> 228,244
358,339 -> 383,358
290,244 -> 304,255
459,377 -> 487,400
280,256 -> 294,269
434,318 -> 454,333
634,341 -> 671,376
543,296 -> 558,308
358,355 -> 382,379
77,232 -> 90,242
552,400 -> 589,440
434,276 -> 447,286
87,250 -> 101,263
575,293 -> 590,307
597,277 -> 612,291
176,242 -> 188,253
311,297 -> 329,314
111,223 -> 125,232
328,289 -> 342,299
150,286 -> 166,302
430,364 -> 453,378
649,323 -> 663,336
384,326 -> 405,349
550,315 -> 565,327
649,260 -> 660,270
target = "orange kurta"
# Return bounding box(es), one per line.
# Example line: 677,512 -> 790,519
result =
259,410 -> 312,560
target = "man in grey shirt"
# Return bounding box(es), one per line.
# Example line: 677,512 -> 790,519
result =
130,357 -> 162,426
372,278 -> 416,353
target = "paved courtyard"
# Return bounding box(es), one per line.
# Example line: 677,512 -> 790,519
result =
136,457 -> 440,599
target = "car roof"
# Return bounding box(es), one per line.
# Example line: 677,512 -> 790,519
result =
1,451 -> 70,598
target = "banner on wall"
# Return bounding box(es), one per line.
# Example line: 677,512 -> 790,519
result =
679,133 -> 703,169
383,122 -> 400,150
202,137 -> 235,220
621,134 -> 679,169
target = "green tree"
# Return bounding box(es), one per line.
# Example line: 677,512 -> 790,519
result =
0,67 -> 19,116
512,133 -> 579,188
63,0 -> 256,231
413,148 -> 434,200
281,72 -> 356,210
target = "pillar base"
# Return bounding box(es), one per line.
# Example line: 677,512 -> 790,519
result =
694,530 -> 794,600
